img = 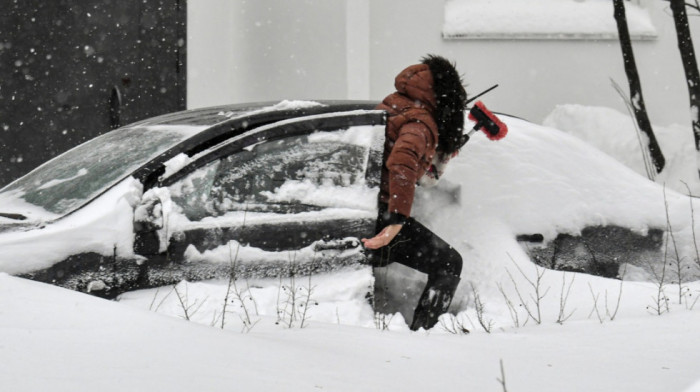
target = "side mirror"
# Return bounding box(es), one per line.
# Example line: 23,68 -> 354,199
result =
133,191 -> 165,256
134,194 -> 164,231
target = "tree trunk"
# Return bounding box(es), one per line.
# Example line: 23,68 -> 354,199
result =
613,0 -> 665,174
669,0 -> 700,179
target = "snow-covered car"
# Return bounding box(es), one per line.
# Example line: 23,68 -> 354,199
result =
0,100 -> 387,297
0,99 -> 683,304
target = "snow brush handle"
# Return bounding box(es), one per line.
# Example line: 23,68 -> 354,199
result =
468,101 -> 508,141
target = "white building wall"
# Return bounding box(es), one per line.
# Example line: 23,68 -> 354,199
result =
369,0 -> 700,126
188,0 -> 348,109
188,0 -> 700,126
187,0 -> 238,108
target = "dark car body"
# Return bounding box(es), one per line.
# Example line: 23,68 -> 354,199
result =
0,100 -> 386,297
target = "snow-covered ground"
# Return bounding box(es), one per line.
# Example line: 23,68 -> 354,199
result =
3,105 -> 700,391
3,272 -> 700,391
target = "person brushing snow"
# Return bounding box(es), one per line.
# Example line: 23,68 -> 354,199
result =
362,55 -> 466,331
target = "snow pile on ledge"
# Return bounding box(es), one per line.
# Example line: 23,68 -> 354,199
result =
443,0 -> 657,40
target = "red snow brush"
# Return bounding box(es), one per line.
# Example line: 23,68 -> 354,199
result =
467,101 -> 508,141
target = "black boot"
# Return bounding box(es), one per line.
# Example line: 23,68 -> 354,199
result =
410,272 -> 461,331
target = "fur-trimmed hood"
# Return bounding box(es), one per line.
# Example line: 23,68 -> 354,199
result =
391,56 -> 467,156
421,55 -> 468,156
393,63 -> 437,111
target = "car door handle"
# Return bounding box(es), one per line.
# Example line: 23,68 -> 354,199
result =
313,238 -> 362,252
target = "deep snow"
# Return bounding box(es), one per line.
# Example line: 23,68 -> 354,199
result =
3,272 -> 700,391
3,105 -> 700,391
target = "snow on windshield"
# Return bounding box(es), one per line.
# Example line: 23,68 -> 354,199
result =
0,124 -> 206,220
36,168 -> 89,190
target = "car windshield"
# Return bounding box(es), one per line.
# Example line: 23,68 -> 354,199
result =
0,124 -> 205,220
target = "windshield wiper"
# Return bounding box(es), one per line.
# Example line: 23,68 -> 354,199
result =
0,212 -> 27,221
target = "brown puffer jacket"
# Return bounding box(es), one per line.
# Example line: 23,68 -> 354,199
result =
376,63 -> 439,222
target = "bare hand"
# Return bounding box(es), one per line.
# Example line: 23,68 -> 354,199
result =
361,224 -> 403,250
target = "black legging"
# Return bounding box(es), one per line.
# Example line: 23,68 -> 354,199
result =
371,205 -> 462,278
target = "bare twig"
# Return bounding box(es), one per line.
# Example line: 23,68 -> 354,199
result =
471,283 -> 494,333
220,207 -> 258,332
556,273 -> 576,325
663,186 -> 686,304
497,359 -> 508,392
497,282 -> 524,328
588,283 -> 604,324
611,78 -> 655,179
299,273 -> 316,329
173,281 -> 206,321
245,279 -> 260,316
681,181 -> 700,270
148,287 -> 161,311
153,287 -> 174,313
606,271 -> 624,321
279,254 -> 299,328
221,241 -> 241,329
647,231 -> 670,316
276,251 -> 316,328
210,309 -> 222,327
439,313 -> 471,335
374,312 -> 395,331
506,254 -> 550,324
688,290 -> 700,310
173,283 -> 191,320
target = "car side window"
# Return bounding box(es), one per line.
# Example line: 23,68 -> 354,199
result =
168,160 -> 220,221
169,125 -> 383,220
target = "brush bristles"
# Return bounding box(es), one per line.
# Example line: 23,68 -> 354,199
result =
468,101 -> 508,141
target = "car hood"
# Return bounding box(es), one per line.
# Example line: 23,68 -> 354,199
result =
0,178 -> 141,276
0,219 -> 43,234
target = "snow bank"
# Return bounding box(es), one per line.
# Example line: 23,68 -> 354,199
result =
544,104 -> 700,195
4,271 -> 697,392
434,115 -> 670,241
410,113 -> 700,310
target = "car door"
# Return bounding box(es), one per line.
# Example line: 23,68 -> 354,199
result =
134,110 -> 386,280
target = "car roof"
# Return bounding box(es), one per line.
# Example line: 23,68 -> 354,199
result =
128,100 -> 380,128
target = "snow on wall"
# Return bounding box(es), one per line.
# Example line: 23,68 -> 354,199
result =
443,0 -> 657,40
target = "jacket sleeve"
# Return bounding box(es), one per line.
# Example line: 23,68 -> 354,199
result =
418,153 -> 454,188
385,121 -> 430,220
